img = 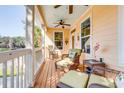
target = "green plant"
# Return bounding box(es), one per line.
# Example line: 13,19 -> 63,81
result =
34,26 -> 42,48
0,68 -> 17,77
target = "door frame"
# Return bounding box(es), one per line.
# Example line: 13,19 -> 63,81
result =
70,29 -> 76,49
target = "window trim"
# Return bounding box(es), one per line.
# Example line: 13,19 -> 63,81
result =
80,16 -> 92,55
53,31 -> 64,50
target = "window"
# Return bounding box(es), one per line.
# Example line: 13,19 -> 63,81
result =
81,18 -> 91,54
54,32 -> 63,49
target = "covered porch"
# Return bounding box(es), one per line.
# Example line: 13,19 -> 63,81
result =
0,5 -> 124,88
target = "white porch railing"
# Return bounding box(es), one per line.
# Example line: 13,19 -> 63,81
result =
0,49 -> 33,88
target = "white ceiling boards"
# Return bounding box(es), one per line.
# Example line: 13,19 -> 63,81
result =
41,5 -> 89,28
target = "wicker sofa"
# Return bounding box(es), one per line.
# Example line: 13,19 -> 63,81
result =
57,69 -> 124,88
55,49 -> 82,70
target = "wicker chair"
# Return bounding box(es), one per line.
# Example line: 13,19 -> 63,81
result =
55,49 -> 82,70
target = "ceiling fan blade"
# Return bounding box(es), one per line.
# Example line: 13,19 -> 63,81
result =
84,5 -> 88,6
53,22 -> 59,24
69,5 -> 73,14
55,24 -> 60,28
54,5 -> 61,8
63,24 -> 71,26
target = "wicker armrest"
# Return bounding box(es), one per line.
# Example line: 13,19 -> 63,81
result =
93,67 -> 120,79
74,55 -> 80,62
88,83 -> 110,88
61,54 -> 69,59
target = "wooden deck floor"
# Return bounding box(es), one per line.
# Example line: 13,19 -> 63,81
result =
33,59 -> 65,88
33,58 -> 120,88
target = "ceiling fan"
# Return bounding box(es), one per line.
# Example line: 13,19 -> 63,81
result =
54,19 -> 71,28
54,5 -> 88,14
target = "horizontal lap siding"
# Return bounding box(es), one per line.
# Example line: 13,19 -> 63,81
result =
92,6 -> 118,67
70,6 -> 119,69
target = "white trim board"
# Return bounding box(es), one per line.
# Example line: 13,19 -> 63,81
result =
118,6 -> 124,66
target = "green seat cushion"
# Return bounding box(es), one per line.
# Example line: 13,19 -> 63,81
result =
68,51 -> 77,60
69,49 -> 82,56
56,58 -> 73,67
68,49 -> 82,61
59,70 -> 89,88
87,74 -> 115,88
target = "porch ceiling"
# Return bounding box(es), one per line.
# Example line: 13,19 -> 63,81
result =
41,5 -> 89,29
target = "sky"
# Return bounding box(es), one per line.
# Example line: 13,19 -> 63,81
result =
0,5 -> 26,37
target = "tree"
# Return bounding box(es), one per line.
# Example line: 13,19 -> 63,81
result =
2,36 -> 10,48
12,36 -> 25,48
0,35 -> 26,49
0,35 -> 2,43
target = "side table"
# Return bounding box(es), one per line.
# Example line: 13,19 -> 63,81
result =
83,59 -> 106,76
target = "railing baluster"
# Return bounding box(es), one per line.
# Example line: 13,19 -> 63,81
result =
26,54 -> 29,87
20,56 -> 23,88
16,57 -> 19,88
26,54 -> 31,87
27,54 -> 31,87
10,59 -> 14,88
24,55 -> 26,87
27,55 -> 31,86
28,54 -> 33,87
2,62 -> 7,88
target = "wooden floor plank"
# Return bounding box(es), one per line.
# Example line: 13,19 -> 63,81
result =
50,60 -> 57,88
40,60 -> 50,87
35,60 -> 49,88
33,62 -> 45,87
45,60 -> 52,88
34,59 -> 65,88
56,69 -> 62,84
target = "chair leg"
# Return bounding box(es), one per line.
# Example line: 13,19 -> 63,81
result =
55,63 -> 57,69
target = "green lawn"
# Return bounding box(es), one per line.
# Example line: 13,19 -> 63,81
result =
0,68 -> 17,77
0,48 -> 10,52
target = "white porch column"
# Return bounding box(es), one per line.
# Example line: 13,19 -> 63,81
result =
26,5 -> 34,49
25,5 -> 35,87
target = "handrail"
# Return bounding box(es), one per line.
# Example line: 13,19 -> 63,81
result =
0,48 -> 31,63
34,47 -> 42,52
